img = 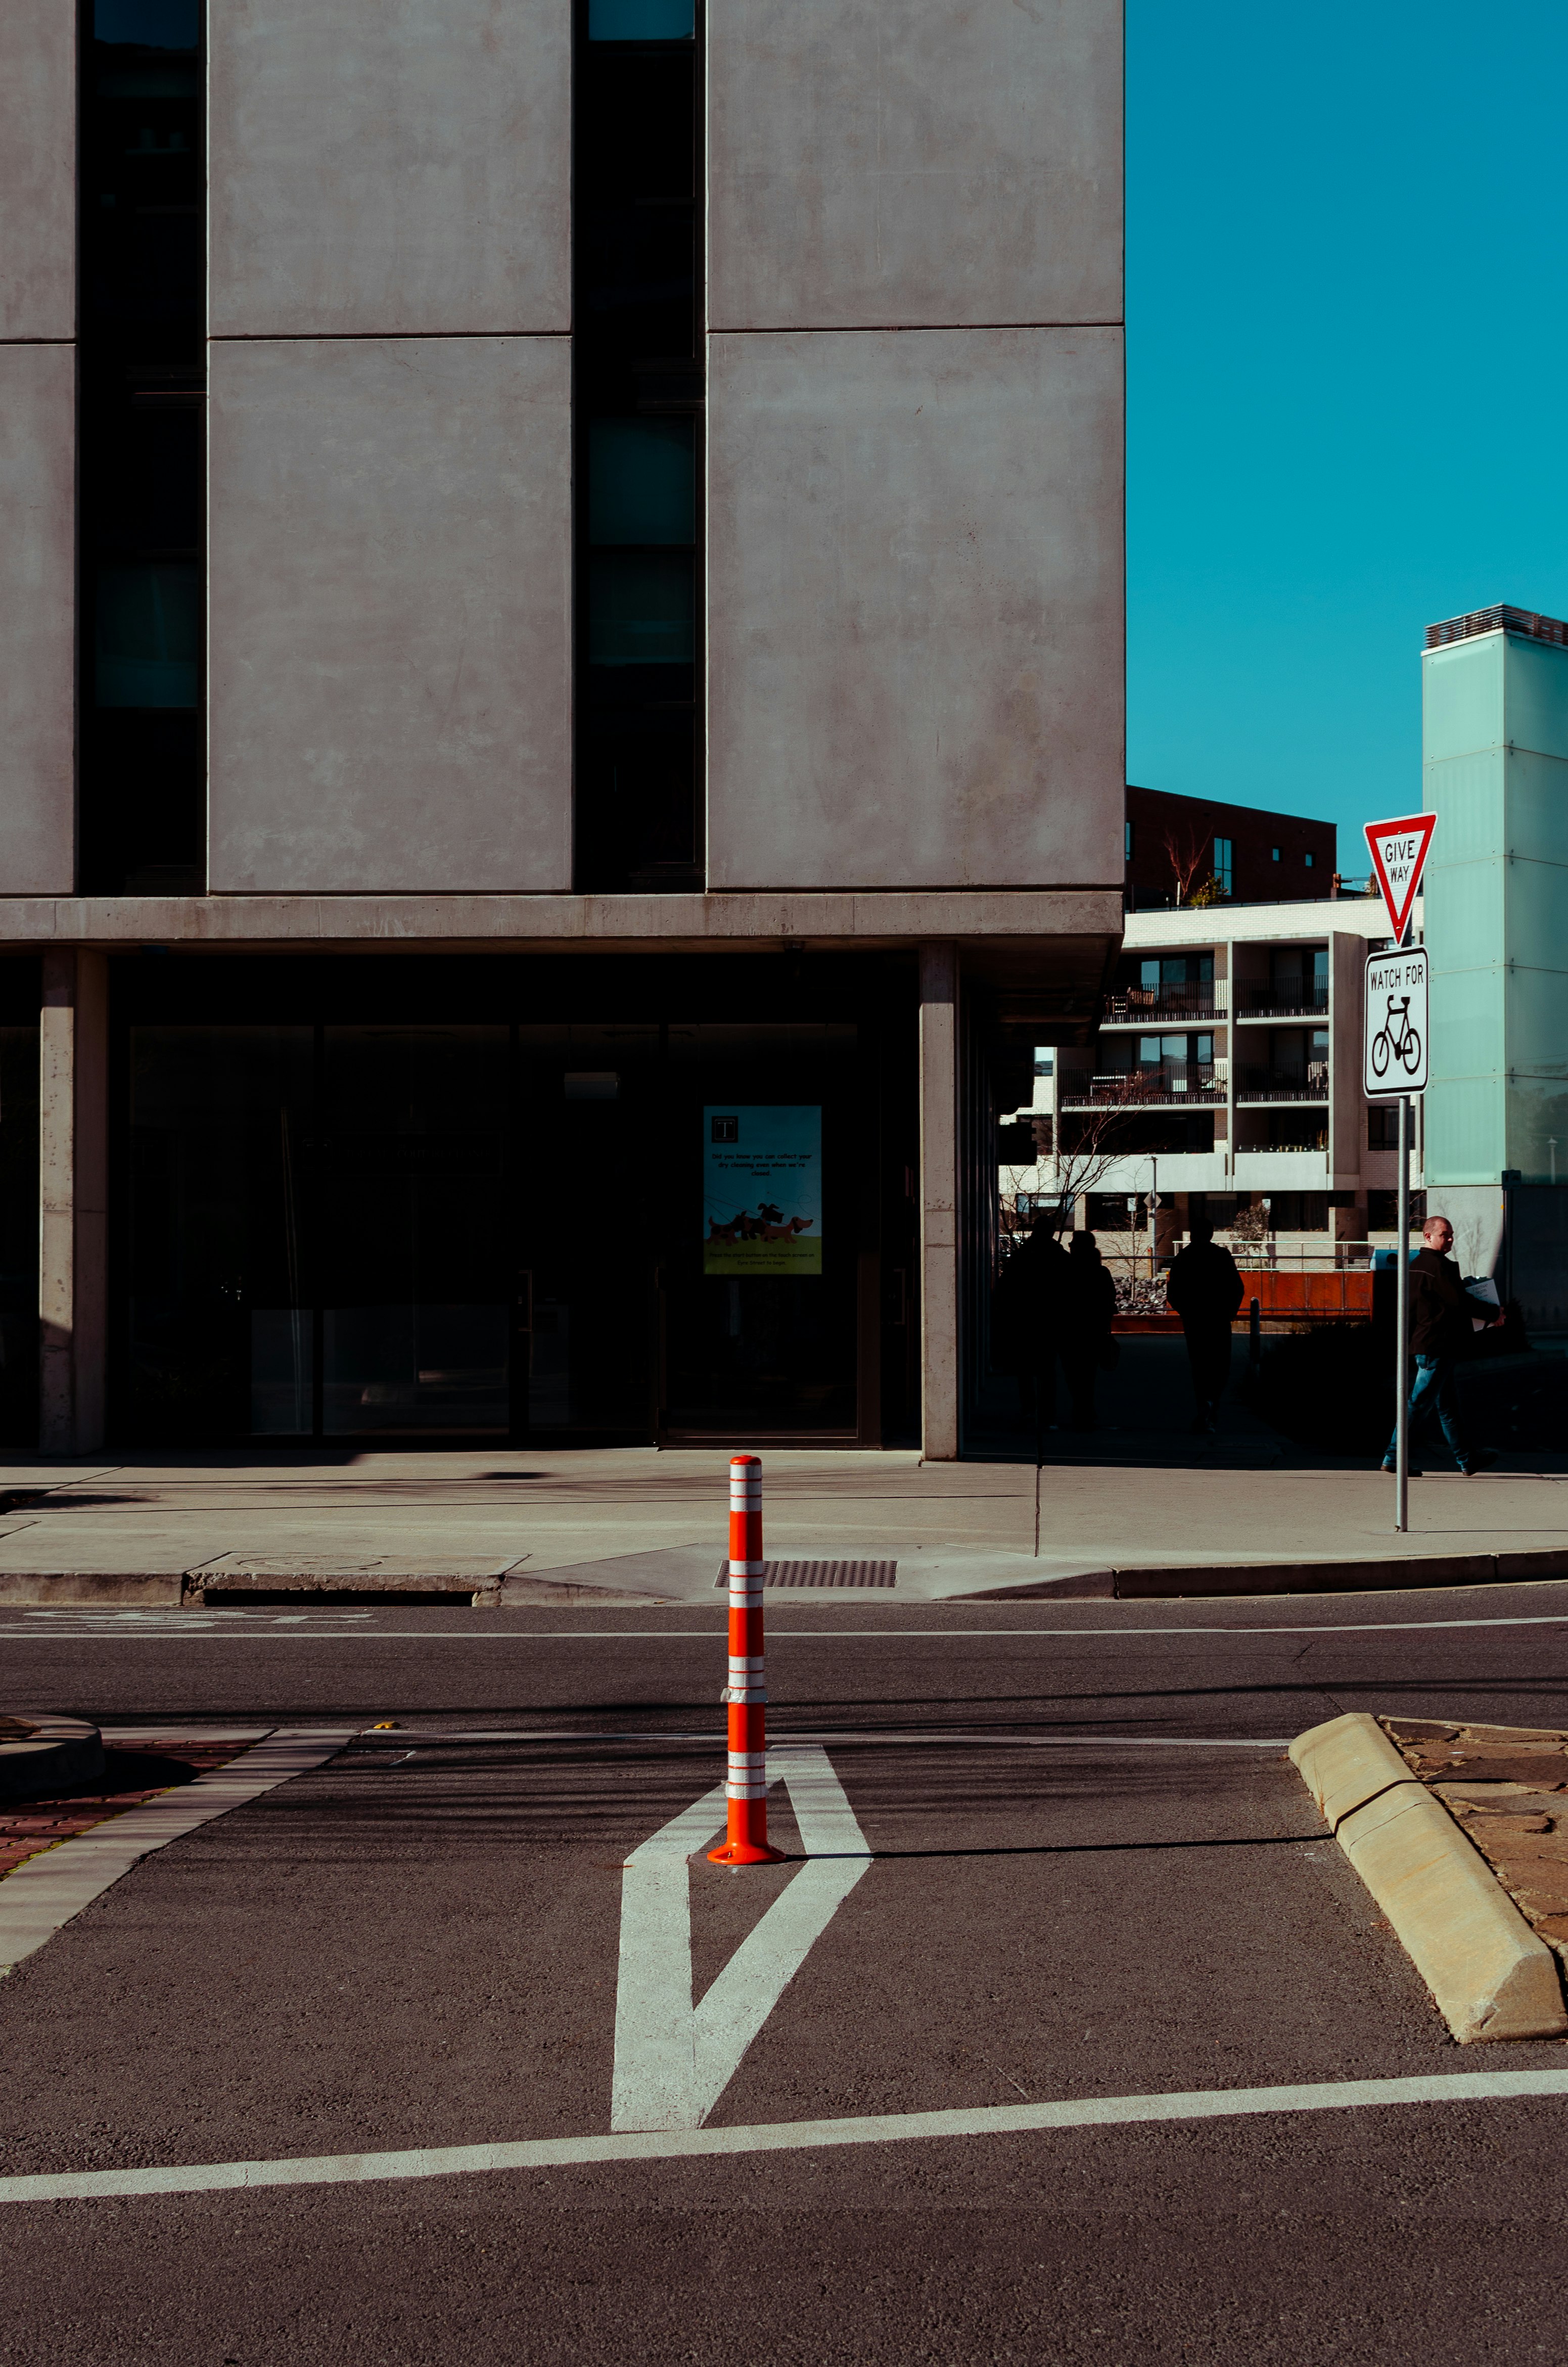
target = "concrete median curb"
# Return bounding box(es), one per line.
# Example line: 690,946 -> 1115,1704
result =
1290,1711 -> 1568,2044
974,1545 -> 1568,1601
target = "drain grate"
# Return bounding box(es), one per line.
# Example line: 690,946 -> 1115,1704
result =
713,1559 -> 897,1590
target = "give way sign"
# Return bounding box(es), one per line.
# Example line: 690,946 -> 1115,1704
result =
1363,813 -> 1436,946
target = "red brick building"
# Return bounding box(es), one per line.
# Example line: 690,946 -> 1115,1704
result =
1125,784 -> 1337,910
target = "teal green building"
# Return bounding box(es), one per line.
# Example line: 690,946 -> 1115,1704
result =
1423,606 -> 1568,1189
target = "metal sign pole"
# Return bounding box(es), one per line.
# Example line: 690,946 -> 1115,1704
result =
1395,1094 -> 1410,1533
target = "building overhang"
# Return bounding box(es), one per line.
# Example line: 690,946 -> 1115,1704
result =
0,887 -> 1123,963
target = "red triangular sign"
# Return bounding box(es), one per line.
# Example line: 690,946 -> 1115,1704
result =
1363,813 -> 1436,945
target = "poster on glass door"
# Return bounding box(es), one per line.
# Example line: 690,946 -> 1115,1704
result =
703,1106 -> 822,1275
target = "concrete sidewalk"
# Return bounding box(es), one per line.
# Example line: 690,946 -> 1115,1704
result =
2,1442 -> 1567,1604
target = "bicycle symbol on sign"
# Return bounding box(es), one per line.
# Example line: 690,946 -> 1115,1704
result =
1370,994 -> 1422,1080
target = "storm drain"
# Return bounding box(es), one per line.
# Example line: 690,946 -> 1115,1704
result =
713,1560 -> 897,1590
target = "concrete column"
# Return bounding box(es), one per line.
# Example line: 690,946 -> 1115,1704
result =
39,950 -> 109,1454
918,942 -> 959,1461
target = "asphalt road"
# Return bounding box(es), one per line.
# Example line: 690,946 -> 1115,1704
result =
4,1589 -> 1568,2364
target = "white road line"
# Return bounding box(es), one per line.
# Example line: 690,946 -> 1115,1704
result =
612,1746 -> 873,2133
5,2068 -> 1567,2205
6,1614 -> 1568,1640
0,1728 -> 356,1973
357,1729 -> 1292,1749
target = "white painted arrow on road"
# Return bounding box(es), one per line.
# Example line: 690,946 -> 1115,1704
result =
611,1746 -> 872,2132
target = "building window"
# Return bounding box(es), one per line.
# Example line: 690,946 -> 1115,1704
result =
79,0 -> 207,894
1271,846 -> 1280,862
574,0 -> 703,892
1367,1102 -> 1402,1149
1212,837 -> 1233,895
1305,851 -> 1315,868
1125,819 -> 1133,862
1268,1192 -> 1328,1232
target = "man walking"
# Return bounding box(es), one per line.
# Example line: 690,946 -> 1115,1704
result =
1166,1218 -> 1243,1434
1382,1213 -> 1504,1476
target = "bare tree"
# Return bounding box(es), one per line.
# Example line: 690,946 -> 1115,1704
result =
1160,818 -> 1212,907
999,1088 -> 1142,1242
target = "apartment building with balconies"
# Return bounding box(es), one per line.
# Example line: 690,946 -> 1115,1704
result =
1007,897 -> 1421,1255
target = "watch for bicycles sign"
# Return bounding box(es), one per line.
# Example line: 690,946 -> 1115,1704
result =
1364,944 -> 1428,1098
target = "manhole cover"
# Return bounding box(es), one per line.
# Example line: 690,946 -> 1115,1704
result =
714,1560 -> 896,1590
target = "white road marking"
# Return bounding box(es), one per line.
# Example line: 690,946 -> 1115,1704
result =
358,1729 -> 1292,1749
7,1613 -> 1568,1640
0,1728 -> 357,1973
611,1746 -> 872,2134
5,2068 -> 1567,2205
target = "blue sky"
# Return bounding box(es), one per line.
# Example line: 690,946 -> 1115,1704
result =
1127,1 -> 1568,860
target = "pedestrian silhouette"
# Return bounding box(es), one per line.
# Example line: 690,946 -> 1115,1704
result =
992,1215 -> 1087,1437
1066,1228 -> 1118,1430
1166,1219 -> 1243,1434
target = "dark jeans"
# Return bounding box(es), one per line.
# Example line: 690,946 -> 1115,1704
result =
1183,1320 -> 1231,1420
1386,1353 -> 1469,1466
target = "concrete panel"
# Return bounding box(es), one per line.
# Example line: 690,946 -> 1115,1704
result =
209,338 -> 572,894
708,0 -> 1121,331
0,346 -> 75,895
707,327 -> 1123,892
0,4 -> 74,340
210,0 -> 569,336
1422,636 -> 1503,765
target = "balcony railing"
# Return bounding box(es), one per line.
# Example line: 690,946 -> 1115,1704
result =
1235,1063 -> 1329,1104
1063,1063 -> 1226,1108
1101,983 -> 1226,1025
1237,983 -> 1329,1019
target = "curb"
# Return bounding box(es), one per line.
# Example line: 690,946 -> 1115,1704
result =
972,1546 -> 1568,1602
0,1715 -> 105,1802
0,1570 -> 671,1610
1289,1711 -> 1568,2044
3,1547 -> 1568,1610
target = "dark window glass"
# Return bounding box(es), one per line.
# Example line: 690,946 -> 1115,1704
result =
128,1030 -> 314,1440
574,1 -> 703,891
320,1030 -> 510,1436
0,1028 -> 40,1445
79,0 -> 206,892
590,0 -> 694,36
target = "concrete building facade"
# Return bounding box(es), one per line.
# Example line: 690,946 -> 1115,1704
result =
0,0 -> 1125,1456
1421,604 -> 1568,1329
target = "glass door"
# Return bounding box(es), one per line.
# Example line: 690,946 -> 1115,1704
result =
318,1028 -> 511,1436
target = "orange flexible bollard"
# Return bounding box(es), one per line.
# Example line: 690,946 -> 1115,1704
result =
708,1453 -> 784,1865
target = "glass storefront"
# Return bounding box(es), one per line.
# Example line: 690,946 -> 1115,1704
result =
128,1027 -> 313,1438
662,1025 -> 860,1436
0,1024 -> 40,1446
319,1029 -> 510,1435
116,958 -> 916,1446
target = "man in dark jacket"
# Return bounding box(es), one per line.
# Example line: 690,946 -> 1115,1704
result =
1166,1220 -> 1244,1433
1382,1214 -> 1504,1475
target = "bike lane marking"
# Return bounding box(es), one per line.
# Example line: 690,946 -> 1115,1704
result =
611,1745 -> 873,2133
4,2068 -> 1567,2205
